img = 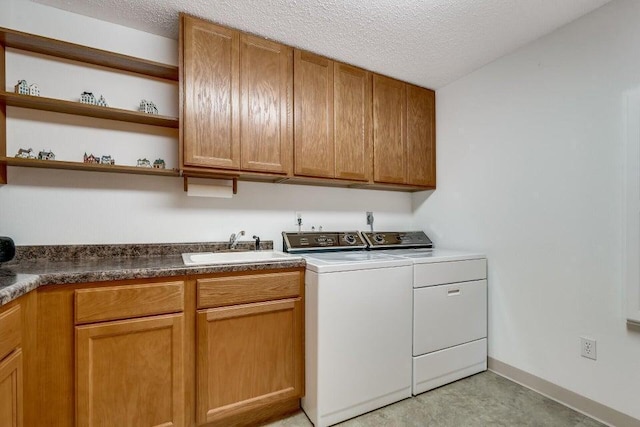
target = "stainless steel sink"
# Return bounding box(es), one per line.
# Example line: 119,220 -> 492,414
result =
181,251 -> 298,266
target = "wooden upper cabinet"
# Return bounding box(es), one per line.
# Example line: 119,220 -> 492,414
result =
334,63 -> 372,181
182,16 -> 293,175
294,51 -> 334,178
182,16 -> 240,169
406,84 -> 436,187
240,35 -> 293,174
180,15 -> 436,189
373,74 -> 406,184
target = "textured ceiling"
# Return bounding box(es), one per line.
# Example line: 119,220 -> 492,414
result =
29,0 -> 612,88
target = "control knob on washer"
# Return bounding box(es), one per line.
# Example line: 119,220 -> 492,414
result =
343,234 -> 357,244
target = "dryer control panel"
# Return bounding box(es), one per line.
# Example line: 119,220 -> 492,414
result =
362,231 -> 433,249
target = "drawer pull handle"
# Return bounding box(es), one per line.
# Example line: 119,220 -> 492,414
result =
447,289 -> 461,296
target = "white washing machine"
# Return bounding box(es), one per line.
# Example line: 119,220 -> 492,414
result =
362,233 -> 488,396
283,232 -> 413,427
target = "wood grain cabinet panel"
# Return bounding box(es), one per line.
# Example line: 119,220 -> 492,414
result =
406,84 -> 436,187
196,298 -> 303,425
240,35 -> 293,174
334,63 -> 372,181
197,271 -> 301,309
76,313 -> 184,427
0,350 -> 22,427
294,50 -> 334,178
183,16 -> 240,169
373,74 -> 406,184
0,306 -> 20,362
74,281 -> 184,324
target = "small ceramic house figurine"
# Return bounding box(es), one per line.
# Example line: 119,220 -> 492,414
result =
152,159 -> 166,169
15,80 -> 29,95
80,92 -> 97,105
100,155 -> 115,165
138,100 -> 158,115
83,152 -> 100,164
96,95 -> 108,107
136,158 -> 152,168
38,150 -> 55,160
29,84 -> 40,97
15,148 -> 35,159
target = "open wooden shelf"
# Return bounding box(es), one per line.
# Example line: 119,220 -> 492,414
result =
0,92 -> 179,128
1,157 -> 180,177
0,27 -> 178,81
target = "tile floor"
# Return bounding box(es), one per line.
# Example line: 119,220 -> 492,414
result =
266,371 -> 604,427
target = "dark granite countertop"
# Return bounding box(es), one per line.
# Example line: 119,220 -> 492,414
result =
0,241 -> 305,307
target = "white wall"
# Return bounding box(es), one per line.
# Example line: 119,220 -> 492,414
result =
0,0 -> 415,248
5,0 -> 638,420
414,0 -> 640,420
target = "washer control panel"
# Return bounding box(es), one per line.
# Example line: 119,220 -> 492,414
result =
283,231 -> 367,252
361,231 -> 433,249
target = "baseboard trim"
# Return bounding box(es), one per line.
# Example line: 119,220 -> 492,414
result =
488,358 -> 639,427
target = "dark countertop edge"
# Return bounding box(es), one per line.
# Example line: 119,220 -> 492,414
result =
0,259 -> 306,308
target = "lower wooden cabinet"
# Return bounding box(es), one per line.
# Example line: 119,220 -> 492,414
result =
196,298 -> 303,425
0,298 -> 27,427
75,314 -> 184,427
0,349 -> 22,427
32,268 -> 305,426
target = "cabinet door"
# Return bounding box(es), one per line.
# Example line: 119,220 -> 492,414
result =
294,50 -> 334,178
196,298 -> 303,425
373,74 -> 406,184
0,350 -> 22,427
183,16 -> 240,169
76,314 -> 184,427
334,63 -> 372,181
406,84 -> 436,187
240,35 -> 293,174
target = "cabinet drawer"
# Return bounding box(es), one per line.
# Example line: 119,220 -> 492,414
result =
75,281 -> 184,324
413,279 -> 486,355
414,258 -> 486,287
0,305 -> 21,361
197,272 -> 301,309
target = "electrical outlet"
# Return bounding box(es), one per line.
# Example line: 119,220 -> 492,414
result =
580,337 -> 597,360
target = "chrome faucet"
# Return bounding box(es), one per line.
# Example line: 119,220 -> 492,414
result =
229,230 -> 245,249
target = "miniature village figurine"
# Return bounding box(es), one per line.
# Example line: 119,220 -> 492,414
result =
100,155 -> 115,165
15,80 -> 28,95
152,158 -> 166,169
29,84 -> 40,97
96,95 -> 108,107
138,100 -> 158,115
14,80 -> 40,96
83,152 -> 100,164
38,150 -> 55,160
136,158 -> 152,168
15,148 -> 36,159
80,92 -> 97,105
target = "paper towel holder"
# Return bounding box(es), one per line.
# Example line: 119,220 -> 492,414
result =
183,175 -> 238,194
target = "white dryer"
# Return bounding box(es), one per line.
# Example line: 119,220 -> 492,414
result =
362,233 -> 488,396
